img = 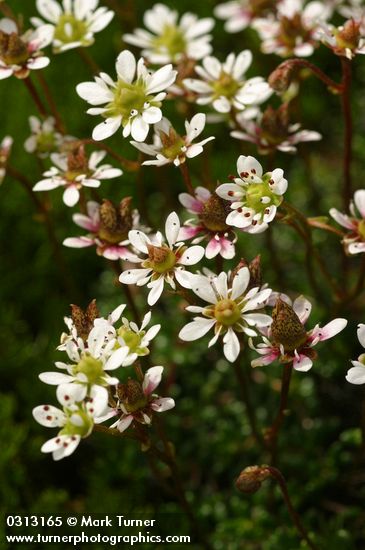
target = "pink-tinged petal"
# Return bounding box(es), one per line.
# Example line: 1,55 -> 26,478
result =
354,190 -> 365,218
165,211 -> 180,247
178,245 -> 204,265
346,365 -> 365,385
73,212 -> 99,231
147,277 -> 164,306
63,237 -> 95,248
317,318 -> 348,342
39,372 -> 74,385
293,354 -> 313,372
206,237 -> 221,259
231,267 -> 249,299
117,415 -> 134,432
251,349 -> 279,367
151,397 -> 175,412
357,324 -> 365,349
179,192 -> 204,213
179,318 -> 215,341
33,405 -> 65,428
220,237 -> 235,259
143,366 -> 163,395
178,226 -> 201,241
329,208 -> 356,230
292,295 -> 312,324
223,328 -> 240,362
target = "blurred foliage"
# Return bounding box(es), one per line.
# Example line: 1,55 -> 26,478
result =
1,1 -> 365,549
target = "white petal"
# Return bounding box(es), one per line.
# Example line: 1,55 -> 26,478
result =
178,245 -> 204,265
165,211 -> 180,247
39,372 -> 74,385
147,277 -> 165,306
104,347 -> 129,370
33,405 -> 65,428
231,267 -> 249,300
131,116 -> 149,142
116,50 -> 136,83
143,365 -> 163,395
346,366 -> 365,385
223,329 -> 240,362
92,117 -> 122,141
151,397 -> 175,412
179,318 -> 215,341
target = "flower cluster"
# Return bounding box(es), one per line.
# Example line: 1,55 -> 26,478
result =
33,300 -> 173,459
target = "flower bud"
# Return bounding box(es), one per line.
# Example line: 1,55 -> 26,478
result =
117,379 -> 147,412
261,104 -> 290,143
235,465 -> 271,494
268,62 -> 295,93
67,145 -> 88,173
271,298 -> 307,352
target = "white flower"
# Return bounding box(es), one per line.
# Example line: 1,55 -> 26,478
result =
346,324 -> 365,384
179,267 -> 272,363
231,107 -> 321,155
330,190 -> 365,254
253,0 -> 332,57
24,116 -> 73,158
123,3 -> 214,64
216,155 -> 287,233
131,113 -> 214,167
0,18 -> 52,80
0,135 -> 13,184
33,147 -> 123,207
31,0 -> 114,53
76,49 -> 177,142
33,389 -> 104,460
105,366 -> 175,432
119,211 -> 205,306
214,0 -> 280,33
39,323 -> 132,412
183,50 -> 272,114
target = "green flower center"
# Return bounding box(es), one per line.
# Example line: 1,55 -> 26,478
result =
54,14 -> 90,45
36,132 -> 57,155
212,72 -> 240,100
72,354 -> 104,385
144,245 -> 177,274
244,176 -> 283,217
161,137 -> 185,160
152,24 -> 187,60
106,80 -> 156,122
214,299 -> 241,326
116,327 -> 149,356
61,408 -> 93,437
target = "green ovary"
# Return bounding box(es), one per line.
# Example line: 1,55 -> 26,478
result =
212,72 -> 240,100
61,409 -> 93,437
244,179 -> 282,216
116,327 -> 148,356
54,14 -> 90,45
72,354 -> 104,385
106,80 -> 153,120
161,137 -> 185,160
36,132 -> 57,154
152,24 -> 187,60
214,299 -> 241,326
